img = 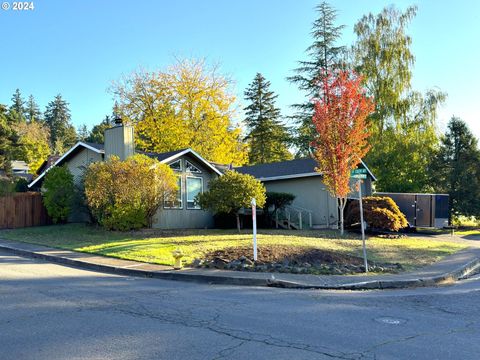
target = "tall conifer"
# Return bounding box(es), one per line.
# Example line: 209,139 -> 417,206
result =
288,2 -> 346,156
430,117 -> 480,217
44,94 -> 77,153
244,73 -> 291,164
25,95 -> 42,123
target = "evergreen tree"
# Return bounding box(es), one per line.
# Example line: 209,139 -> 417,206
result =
9,89 -> 26,123
44,94 -> 77,153
86,115 -> 113,144
0,104 -> 16,173
77,124 -> 89,142
430,117 -> 480,217
288,2 -> 346,156
25,95 -> 42,123
244,73 -> 291,164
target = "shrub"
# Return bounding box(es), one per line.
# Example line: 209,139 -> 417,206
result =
0,177 -> 15,196
197,170 -> 266,232
452,215 -> 480,227
14,178 -> 29,192
84,154 -> 177,231
345,196 -> 408,232
264,192 -> 295,224
42,165 -> 74,223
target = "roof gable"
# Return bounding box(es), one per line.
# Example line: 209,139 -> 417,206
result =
148,148 -> 223,175
28,141 -> 104,188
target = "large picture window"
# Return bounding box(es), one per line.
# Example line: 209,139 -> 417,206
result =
164,176 -> 183,209
186,176 -> 203,209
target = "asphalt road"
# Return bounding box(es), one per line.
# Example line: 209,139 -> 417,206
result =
1,250 -> 479,360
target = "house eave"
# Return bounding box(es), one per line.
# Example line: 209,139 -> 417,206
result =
28,142 -> 104,188
160,149 -> 223,176
258,172 -> 322,182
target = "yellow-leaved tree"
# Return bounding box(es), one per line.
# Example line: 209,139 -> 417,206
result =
14,121 -> 51,173
112,59 -> 247,165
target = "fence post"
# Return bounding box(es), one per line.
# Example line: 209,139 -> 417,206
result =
275,210 -> 279,229
309,212 -> 312,229
287,211 -> 291,229
298,212 -> 302,230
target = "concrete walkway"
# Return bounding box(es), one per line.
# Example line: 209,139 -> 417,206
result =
0,238 -> 479,290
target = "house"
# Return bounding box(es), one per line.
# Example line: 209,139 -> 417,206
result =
36,155 -> 60,176
235,159 -> 376,229
0,161 -> 33,182
29,122 -> 376,230
29,123 -> 222,229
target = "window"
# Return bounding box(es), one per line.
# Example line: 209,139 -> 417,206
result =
185,160 -> 202,174
164,176 -> 183,209
186,176 -> 203,209
169,159 -> 182,172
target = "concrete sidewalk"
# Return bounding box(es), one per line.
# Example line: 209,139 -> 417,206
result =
1,238 -> 479,290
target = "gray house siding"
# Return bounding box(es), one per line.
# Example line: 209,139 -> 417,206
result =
66,148 -> 103,222
348,176 -> 373,198
153,154 -> 217,229
66,148 -> 103,185
263,175 -> 374,228
263,176 -> 339,227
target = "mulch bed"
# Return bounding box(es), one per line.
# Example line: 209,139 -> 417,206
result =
193,245 -> 403,275
205,246 -> 363,265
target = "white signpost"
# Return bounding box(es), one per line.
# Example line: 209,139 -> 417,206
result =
351,169 -> 369,273
251,198 -> 257,261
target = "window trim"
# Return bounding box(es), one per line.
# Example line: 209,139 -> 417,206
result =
186,176 -> 203,210
185,160 -> 202,174
169,159 -> 182,172
164,175 -> 183,210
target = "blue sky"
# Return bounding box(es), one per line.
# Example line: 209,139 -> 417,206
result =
1,0 -> 479,138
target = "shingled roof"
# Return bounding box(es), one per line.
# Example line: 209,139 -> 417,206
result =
236,158 -> 376,181
235,158 -> 319,181
139,148 -> 189,162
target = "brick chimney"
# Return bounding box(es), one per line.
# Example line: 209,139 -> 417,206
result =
104,117 -> 135,160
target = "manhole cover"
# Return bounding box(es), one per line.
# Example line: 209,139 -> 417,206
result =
374,316 -> 407,325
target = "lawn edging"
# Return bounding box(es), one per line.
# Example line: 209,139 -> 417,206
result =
1,238 -> 479,290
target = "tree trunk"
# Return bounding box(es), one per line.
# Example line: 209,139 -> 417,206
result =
236,213 -> 241,233
338,197 -> 346,236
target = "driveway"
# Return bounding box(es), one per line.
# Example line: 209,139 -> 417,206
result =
1,250 -> 480,359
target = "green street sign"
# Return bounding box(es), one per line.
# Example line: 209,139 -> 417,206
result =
352,174 -> 367,179
351,168 -> 368,175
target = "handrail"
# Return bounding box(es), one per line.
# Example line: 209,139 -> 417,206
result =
286,204 -> 313,214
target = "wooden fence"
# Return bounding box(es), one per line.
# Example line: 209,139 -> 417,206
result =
0,192 -> 51,229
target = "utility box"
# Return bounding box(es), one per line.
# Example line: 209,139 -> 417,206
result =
374,192 -> 449,228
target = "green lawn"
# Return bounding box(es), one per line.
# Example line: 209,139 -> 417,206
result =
417,227 -> 480,236
0,224 -> 466,271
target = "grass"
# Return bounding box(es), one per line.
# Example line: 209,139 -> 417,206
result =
417,227 -> 480,236
0,223 -> 467,271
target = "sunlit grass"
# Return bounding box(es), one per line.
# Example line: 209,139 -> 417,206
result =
416,227 -> 480,237
455,229 -> 480,236
0,223 -> 466,270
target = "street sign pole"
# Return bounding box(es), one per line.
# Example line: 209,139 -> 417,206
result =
357,180 -> 368,273
251,198 -> 257,261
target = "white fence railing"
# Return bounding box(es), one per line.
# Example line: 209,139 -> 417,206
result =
275,205 -> 313,230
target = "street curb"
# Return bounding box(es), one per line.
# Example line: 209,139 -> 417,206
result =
1,243 -> 479,290
267,257 -> 480,290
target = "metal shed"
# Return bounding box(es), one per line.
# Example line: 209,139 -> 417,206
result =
374,192 -> 450,228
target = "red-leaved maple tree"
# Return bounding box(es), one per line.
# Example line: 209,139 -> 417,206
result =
311,70 -> 374,235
